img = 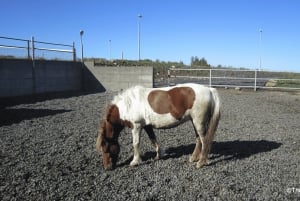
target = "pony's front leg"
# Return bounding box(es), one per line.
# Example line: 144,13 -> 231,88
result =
144,125 -> 161,160
130,124 -> 142,166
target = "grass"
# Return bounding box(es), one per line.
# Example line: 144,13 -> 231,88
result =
276,79 -> 300,88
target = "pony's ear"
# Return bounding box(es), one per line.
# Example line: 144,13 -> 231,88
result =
106,104 -> 120,124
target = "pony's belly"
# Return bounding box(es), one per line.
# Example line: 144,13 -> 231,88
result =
148,113 -> 190,129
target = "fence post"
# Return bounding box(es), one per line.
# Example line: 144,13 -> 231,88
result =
31,36 -> 36,94
72,42 -> 76,61
209,69 -> 212,87
167,68 -> 170,86
31,36 -> 35,61
27,40 -> 30,59
254,69 -> 257,91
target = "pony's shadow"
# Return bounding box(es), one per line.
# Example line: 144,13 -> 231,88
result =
118,140 -> 282,168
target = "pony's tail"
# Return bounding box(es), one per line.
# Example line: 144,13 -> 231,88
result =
206,88 -> 221,150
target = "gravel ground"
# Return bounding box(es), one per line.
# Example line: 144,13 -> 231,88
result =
1,89 -> 299,200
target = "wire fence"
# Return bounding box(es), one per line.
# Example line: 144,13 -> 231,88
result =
155,67 -> 300,91
0,36 -> 76,61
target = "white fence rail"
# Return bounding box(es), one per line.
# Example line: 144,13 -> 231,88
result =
167,68 -> 300,91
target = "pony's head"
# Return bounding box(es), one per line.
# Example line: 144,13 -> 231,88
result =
96,104 -> 128,170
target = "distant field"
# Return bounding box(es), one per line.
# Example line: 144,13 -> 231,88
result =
276,79 -> 300,88
154,67 -> 300,90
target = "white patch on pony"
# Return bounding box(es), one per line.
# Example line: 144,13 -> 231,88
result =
112,86 -> 147,123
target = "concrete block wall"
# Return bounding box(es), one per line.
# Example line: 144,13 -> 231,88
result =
0,59 -> 34,97
84,61 -> 153,92
35,60 -> 82,93
0,59 -> 154,97
0,59 -> 82,97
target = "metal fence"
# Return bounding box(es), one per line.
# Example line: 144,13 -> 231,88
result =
0,36 -> 76,61
163,68 -> 300,91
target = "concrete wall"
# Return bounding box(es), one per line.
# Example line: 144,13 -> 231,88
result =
0,59 -> 82,97
83,61 -> 153,92
0,59 -> 154,97
34,60 -> 81,93
0,59 -> 33,97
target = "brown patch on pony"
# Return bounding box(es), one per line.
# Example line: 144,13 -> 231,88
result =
106,104 -> 133,128
148,87 -> 195,119
106,104 -> 120,124
97,118 -> 121,170
96,104 -> 134,170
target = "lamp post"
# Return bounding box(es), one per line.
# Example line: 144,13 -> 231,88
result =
109,39 -> 111,61
138,14 -> 142,62
80,30 -> 84,63
259,28 -> 262,70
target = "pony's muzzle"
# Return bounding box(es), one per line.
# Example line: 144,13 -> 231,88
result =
102,156 -> 117,171
102,152 -> 113,170
102,144 -> 120,171
103,163 -> 113,171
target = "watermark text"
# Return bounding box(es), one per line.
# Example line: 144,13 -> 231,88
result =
287,187 -> 300,194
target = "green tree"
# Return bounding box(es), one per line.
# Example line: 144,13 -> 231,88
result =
191,56 -> 209,67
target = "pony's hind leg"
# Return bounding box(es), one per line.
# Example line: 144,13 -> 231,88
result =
189,137 -> 202,162
191,119 -> 211,168
189,121 -> 204,163
197,135 -> 210,168
144,125 -> 162,160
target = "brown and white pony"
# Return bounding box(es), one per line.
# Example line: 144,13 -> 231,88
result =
96,83 -> 221,170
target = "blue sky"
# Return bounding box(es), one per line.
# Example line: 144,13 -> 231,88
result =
1,0 -> 300,72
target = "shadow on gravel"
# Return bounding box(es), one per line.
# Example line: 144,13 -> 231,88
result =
0,108 -> 72,126
118,140 -> 282,167
209,140 -> 282,165
0,91 -> 92,109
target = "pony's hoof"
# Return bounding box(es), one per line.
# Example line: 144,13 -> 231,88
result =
196,160 -> 209,169
156,148 -> 165,160
189,155 -> 199,163
154,155 -> 160,160
130,158 -> 141,166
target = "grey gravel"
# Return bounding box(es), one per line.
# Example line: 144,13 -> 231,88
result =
1,89 -> 300,200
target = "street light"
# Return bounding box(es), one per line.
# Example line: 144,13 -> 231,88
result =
259,28 -> 262,70
138,14 -> 142,62
80,30 -> 84,63
109,39 -> 111,61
